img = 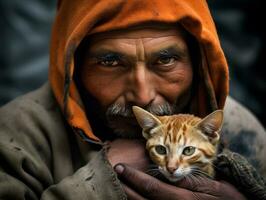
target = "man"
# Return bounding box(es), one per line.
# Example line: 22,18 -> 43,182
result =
0,0 -> 265,199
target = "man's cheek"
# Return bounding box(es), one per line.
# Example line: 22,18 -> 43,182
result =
82,77 -> 122,106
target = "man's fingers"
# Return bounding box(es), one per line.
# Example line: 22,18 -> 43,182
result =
115,164 -> 161,194
177,176 -> 221,194
177,177 -> 246,200
122,183 -> 148,200
115,164 -> 190,200
115,164 -> 246,200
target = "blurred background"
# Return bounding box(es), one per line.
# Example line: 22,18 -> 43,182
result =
208,0 -> 265,127
0,0 -> 56,104
0,0 -> 265,127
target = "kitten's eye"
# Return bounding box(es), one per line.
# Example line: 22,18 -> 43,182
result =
155,145 -> 167,155
182,146 -> 195,156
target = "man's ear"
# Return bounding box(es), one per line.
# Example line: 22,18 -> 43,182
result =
196,110 -> 223,143
132,106 -> 162,139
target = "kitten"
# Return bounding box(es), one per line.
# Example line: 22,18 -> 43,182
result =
132,106 -> 223,182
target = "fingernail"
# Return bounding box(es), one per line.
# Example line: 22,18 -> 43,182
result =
114,164 -> 124,174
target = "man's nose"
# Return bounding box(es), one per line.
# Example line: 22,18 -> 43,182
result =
126,63 -> 155,107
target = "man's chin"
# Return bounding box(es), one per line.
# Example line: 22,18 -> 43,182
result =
107,120 -> 143,139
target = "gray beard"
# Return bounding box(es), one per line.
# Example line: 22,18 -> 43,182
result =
105,101 -> 183,139
108,104 -> 173,138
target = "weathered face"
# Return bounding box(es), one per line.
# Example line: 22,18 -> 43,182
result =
79,25 -> 193,137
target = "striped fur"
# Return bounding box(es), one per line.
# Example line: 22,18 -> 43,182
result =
133,106 -> 223,182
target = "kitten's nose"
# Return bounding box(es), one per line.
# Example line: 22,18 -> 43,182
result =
167,166 -> 178,174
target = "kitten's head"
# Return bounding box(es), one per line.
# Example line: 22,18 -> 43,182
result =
133,106 -> 223,182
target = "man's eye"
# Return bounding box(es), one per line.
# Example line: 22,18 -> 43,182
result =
96,54 -> 122,67
157,56 -> 176,65
99,59 -> 119,66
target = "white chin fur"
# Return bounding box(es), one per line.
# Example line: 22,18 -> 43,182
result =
167,175 -> 184,182
159,167 -> 190,182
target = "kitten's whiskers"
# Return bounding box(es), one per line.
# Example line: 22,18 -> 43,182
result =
191,167 -> 213,179
146,167 -> 161,177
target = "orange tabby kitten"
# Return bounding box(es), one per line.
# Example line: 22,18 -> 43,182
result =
132,106 -> 223,182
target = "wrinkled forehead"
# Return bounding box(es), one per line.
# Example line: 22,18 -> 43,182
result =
87,23 -> 188,43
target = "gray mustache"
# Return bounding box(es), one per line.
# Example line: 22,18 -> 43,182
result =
106,102 -> 175,118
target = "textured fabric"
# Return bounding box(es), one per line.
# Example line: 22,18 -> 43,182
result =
48,0 -> 229,142
0,83 -> 126,200
215,149 -> 266,200
221,97 -> 266,177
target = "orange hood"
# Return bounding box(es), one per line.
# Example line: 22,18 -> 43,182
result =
49,0 -> 229,143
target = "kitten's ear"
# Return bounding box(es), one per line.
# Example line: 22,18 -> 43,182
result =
132,106 -> 162,139
197,110 -> 223,143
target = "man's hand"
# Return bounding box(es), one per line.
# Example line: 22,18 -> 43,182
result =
106,139 -> 150,172
115,164 -> 247,200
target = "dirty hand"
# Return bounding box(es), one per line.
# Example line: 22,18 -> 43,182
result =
106,139 -> 150,172
115,164 -> 247,200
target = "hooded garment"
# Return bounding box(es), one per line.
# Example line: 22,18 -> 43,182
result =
49,0 -> 229,143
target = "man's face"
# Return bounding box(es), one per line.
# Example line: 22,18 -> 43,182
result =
80,26 -> 193,138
